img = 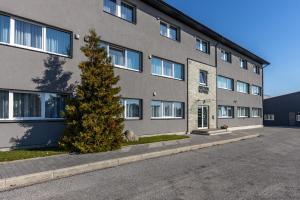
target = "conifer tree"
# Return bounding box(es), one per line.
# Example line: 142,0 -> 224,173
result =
59,30 -> 124,153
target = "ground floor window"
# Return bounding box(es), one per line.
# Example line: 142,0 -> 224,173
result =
237,107 -> 250,118
264,114 -> 275,121
252,108 -> 262,118
296,114 -> 300,122
121,98 -> 142,120
218,105 -> 234,118
151,101 -> 183,119
0,90 -> 68,120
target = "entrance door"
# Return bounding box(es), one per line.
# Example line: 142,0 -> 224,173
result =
289,112 -> 296,126
198,106 -> 209,129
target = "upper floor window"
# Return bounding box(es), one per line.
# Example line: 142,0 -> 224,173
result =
217,76 -> 234,91
221,50 -> 231,63
151,57 -> 184,80
240,58 -> 248,70
252,108 -> 262,118
121,98 -> 142,120
0,15 -> 71,57
151,101 -> 183,119
252,85 -> 262,96
0,15 -> 10,43
218,105 -> 234,118
253,65 -> 260,75
100,42 -> 142,71
196,38 -> 209,54
237,107 -> 250,118
199,70 -> 208,86
160,21 -> 179,41
103,0 -> 136,23
237,81 -> 249,94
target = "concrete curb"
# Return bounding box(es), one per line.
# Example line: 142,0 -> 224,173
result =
0,134 -> 259,191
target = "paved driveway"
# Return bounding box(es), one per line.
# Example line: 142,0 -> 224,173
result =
1,127 -> 300,200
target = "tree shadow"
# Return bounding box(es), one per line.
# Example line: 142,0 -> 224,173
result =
9,55 -> 76,149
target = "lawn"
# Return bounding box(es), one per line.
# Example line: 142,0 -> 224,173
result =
0,135 -> 189,163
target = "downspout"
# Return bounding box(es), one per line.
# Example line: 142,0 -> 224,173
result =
262,63 -> 270,125
215,42 -> 219,129
186,58 -> 189,134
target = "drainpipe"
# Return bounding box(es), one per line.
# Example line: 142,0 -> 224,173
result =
262,63 -> 270,124
215,42 -> 219,129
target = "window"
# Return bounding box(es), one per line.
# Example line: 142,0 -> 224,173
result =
0,90 -> 68,120
0,15 -> 10,43
221,50 -> 231,62
0,15 -> 72,56
121,99 -> 141,119
296,114 -> 300,122
252,85 -> 262,96
151,57 -> 184,80
104,0 -> 136,23
101,42 -> 142,71
240,58 -> 247,70
45,94 -> 67,118
196,38 -> 209,54
237,107 -> 250,118
264,114 -> 275,121
237,81 -> 249,94
13,93 -> 42,118
160,21 -> 179,41
15,19 -> 42,49
253,65 -> 260,75
199,70 -> 208,86
217,76 -> 234,90
0,91 -> 9,119
151,101 -> 183,119
218,106 -> 234,118
252,108 -> 262,117
46,28 -> 71,56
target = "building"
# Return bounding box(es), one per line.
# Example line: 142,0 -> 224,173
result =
0,0 -> 269,149
264,92 -> 300,127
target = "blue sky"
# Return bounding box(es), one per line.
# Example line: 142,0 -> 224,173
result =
166,0 -> 300,97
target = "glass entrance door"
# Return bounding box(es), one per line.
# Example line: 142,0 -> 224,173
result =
198,106 -> 209,129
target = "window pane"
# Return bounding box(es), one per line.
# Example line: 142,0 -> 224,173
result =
13,93 -> 41,118
104,0 -> 117,15
151,57 -> 162,75
174,102 -> 183,118
163,102 -> 173,117
125,99 -> 140,118
200,71 -> 207,85
0,91 -> 8,119
46,28 -> 71,56
163,61 -> 173,77
0,15 -> 10,43
169,26 -> 177,40
121,2 -> 134,22
160,22 -> 168,37
15,20 -> 42,49
126,50 -> 140,70
110,47 -> 125,66
174,64 -> 183,80
202,41 -> 208,53
45,94 -> 66,118
151,101 -> 162,118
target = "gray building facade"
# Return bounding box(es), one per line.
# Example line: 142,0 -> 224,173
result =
264,92 -> 300,127
0,0 -> 269,149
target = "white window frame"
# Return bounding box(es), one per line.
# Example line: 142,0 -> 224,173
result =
252,85 -> 262,96
252,108 -> 262,118
217,76 -> 233,91
196,38 -> 209,54
218,106 -> 234,119
0,15 -> 71,57
264,114 -> 275,121
221,50 -> 231,62
103,0 -> 135,23
160,21 -> 179,41
0,90 -> 67,121
151,57 -> 184,80
237,81 -> 249,94
121,98 -> 141,120
151,101 -> 183,119
102,42 -> 142,72
237,107 -> 250,118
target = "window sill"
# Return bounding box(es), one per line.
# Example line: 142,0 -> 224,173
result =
196,49 -> 210,55
114,65 -> 141,73
237,91 -> 249,94
0,42 -> 71,58
151,117 -> 183,120
217,87 -> 234,92
160,34 -> 180,43
124,118 -> 141,121
103,10 -> 136,25
218,117 -> 233,119
152,73 -> 184,81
